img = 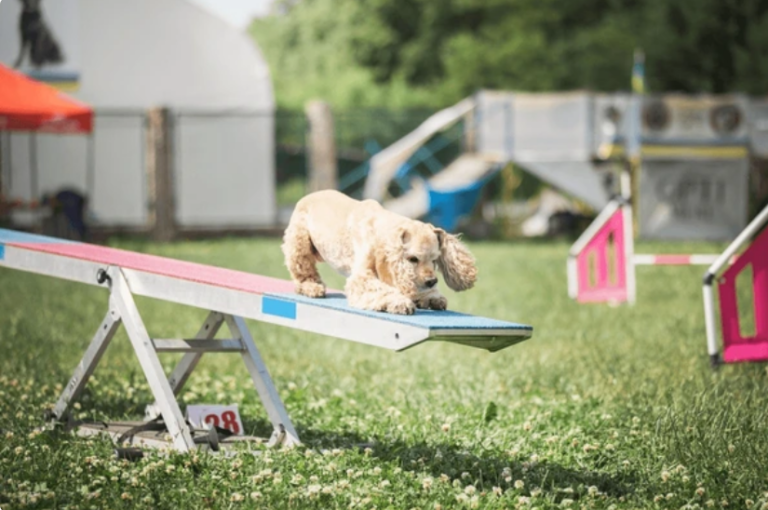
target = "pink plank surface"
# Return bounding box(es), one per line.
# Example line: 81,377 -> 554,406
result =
13,242 -> 297,295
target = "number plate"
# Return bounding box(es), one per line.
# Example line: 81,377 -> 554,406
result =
186,404 -> 244,436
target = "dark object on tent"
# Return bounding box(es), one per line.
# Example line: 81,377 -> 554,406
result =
13,0 -> 64,69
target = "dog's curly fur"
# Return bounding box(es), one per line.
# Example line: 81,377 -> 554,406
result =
281,190 -> 478,315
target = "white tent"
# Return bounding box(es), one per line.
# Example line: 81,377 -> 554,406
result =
0,0 -> 276,230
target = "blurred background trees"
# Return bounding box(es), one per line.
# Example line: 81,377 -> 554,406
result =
251,0 -> 768,110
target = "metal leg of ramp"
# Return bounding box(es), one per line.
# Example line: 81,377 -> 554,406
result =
49,266 -> 300,453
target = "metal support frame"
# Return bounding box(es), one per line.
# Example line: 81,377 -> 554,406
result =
50,266 -> 300,452
703,204 -> 768,366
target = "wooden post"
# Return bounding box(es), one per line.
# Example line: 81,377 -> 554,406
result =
146,107 -> 176,241
305,100 -> 337,193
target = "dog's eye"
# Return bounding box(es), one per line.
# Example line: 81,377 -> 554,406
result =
408,256 -> 419,263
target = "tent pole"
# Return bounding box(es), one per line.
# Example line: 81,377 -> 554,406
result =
30,132 -> 38,203
86,132 -> 95,201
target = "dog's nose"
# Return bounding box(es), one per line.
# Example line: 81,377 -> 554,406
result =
426,278 -> 438,288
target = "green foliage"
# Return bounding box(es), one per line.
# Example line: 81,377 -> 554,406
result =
3,237 -> 768,508
251,0 -> 768,110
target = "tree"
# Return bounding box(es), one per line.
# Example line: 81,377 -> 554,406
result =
250,0 -> 768,109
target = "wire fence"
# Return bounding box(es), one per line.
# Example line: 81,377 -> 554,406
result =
274,108 -> 434,203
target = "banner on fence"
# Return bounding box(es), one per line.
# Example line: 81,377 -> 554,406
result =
638,159 -> 749,240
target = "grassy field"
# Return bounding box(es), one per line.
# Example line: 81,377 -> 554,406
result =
1,236 -> 767,510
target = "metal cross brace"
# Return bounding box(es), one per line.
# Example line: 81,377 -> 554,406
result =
50,266 -> 300,452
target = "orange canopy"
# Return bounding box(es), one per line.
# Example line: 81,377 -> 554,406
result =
0,63 -> 92,134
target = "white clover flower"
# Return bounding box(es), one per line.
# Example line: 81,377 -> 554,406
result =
456,493 -> 469,504
422,478 -> 433,490
515,480 -> 525,489
666,493 -> 675,500
322,485 -> 333,494
373,467 -> 382,476
464,485 -> 476,495
588,486 -> 598,496
523,422 -> 532,431
492,486 -> 502,496
696,487 -> 705,497
518,496 -> 530,505
470,495 -> 480,509
728,444 -> 735,453
461,472 -> 471,480
561,498 -> 574,506
661,470 -> 670,481
307,484 -> 321,495
379,480 -> 391,488
705,500 -> 715,508
746,500 -> 754,508
441,423 -> 451,432
230,493 -> 244,502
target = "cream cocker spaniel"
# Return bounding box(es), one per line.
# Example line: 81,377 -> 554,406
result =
282,190 -> 478,315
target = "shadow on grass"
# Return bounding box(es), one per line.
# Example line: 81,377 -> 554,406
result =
292,423 -> 639,500
55,397 -> 640,502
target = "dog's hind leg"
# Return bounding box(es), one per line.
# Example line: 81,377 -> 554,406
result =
281,219 -> 326,298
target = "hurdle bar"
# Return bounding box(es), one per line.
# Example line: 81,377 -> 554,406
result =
0,228 -> 533,453
703,204 -> 768,367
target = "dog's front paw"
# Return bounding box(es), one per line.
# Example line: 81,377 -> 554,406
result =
428,296 -> 447,310
385,295 -> 416,315
296,281 -> 326,298
415,294 -> 448,310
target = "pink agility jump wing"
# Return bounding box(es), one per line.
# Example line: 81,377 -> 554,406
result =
719,225 -> 768,363
576,207 -> 628,303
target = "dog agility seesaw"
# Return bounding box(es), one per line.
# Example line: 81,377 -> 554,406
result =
0,228 -> 533,453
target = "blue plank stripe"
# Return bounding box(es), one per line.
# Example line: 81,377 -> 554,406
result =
262,296 -> 297,320
0,228 -> 77,244
0,243 -> 4,260
266,292 -> 532,331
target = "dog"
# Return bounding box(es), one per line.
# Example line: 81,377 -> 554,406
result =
282,190 -> 478,315
13,0 -> 63,70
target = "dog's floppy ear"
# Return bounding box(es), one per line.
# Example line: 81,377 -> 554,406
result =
434,228 -> 477,291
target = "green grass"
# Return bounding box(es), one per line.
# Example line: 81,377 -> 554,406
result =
277,179 -> 308,207
1,237 -> 767,509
